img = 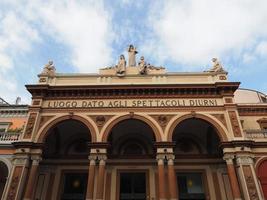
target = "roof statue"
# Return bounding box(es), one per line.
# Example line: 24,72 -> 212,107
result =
100,45 -> 166,76
115,54 -> 126,77
41,60 -> 56,76
207,58 -> 226,72
138,56 -> 148,75
128,44 -> 138,67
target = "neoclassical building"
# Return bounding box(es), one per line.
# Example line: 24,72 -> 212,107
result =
1,49 -> 267,200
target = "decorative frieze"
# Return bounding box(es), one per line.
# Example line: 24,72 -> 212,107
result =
23,113 -> 37,139
228,111 -> 242,137
242,166 -> 260,200
6,166 -> 23,200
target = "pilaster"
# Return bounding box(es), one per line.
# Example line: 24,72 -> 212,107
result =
236,155 -> 264,200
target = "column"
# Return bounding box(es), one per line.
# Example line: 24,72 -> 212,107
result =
86,156 -> 96,200
236,155 -> 264,200
167,155 -> 178,200
96,155 -> 107,200
157,154 -> 167,200
223,155 -> 242,200
23,155 -> 42,200
5,154 -> 30,200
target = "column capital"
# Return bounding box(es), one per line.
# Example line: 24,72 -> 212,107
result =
98,154 -> 107,162
236,155 -> 254,165
12,154 -> 30,166
88,155 -> 97,161
223,154 -> 235,164
31,154 -> 42,164
156,154 -> 166,161
166,154 -> 175,161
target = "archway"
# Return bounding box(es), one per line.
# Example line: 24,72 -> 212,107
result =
0,161 -> 8,199
172,118 -> 222,157
167,114 -> 228,142
102,114 -> 162,142
38,119 -> 92,200
107,119 -> 156,200
43,119 -> 91,159
37,115 -> 96,143
172,118 -> 224,200
108,119 -> 156,158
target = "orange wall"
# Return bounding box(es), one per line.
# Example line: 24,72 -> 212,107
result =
0,117 -> 27,130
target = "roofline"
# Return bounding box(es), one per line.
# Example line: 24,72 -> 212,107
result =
237,88 -> 267,96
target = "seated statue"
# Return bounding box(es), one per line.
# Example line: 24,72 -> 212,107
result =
138,56 -> 148,75
115,54 -> 126,76
208,58 -> 225,72
41,60 -> 56,76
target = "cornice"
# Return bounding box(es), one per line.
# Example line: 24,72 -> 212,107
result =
237,105 -> 267,116
26,82 -> 240,99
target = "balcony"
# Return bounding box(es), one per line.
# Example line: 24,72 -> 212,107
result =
245,129 -> 267,139
0,132 -> 21,144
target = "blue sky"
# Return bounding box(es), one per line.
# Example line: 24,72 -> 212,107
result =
0,0 -> 267,104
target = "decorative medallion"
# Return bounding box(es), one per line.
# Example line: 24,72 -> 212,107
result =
228,111 -> 242,137
96,115 -> 106,126
24,113 -> 37,139
89,115 -> 113,132
150,114 -> 175,132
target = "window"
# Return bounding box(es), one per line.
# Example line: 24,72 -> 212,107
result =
177,173 -> 206,200
0,122 -> 11,132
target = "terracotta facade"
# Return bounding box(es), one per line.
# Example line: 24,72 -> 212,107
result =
1,61 -> 267,200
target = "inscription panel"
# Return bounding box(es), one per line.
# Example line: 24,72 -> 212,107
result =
43,98 -> 223,109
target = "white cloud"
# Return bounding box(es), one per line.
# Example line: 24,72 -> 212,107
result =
0,0 -> 114,103
145,0 -> 267,68
34,1 -> 114,72
255,41 -> 267,57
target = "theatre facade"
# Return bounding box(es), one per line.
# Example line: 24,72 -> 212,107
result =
1,48 -> 267,200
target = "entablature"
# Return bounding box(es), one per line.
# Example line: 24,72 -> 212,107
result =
26,82 -> 240,100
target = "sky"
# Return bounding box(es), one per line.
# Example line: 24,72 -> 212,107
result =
0,0 -> 267,104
